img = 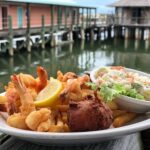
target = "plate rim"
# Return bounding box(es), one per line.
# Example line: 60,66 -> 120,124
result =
0,113 -> 150,140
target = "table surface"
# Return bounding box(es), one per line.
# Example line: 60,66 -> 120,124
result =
0,133 -> 143,150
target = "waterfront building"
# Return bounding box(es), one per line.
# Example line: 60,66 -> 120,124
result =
110,0 -> 150,39
0,0 -> 96,55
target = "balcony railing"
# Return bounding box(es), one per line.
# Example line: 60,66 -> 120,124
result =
114,17 -> 150,26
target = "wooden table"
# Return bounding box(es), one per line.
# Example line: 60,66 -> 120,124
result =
0,133 -> 143,150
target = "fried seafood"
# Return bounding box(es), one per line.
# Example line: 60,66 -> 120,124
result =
5,66 -> 48,115
68,98 -> 113,132
7,74 -> 36,129
26,108 -> 51,131
57,71 -> 78,82
59,75 -> 90,102
36,66 -> 48,93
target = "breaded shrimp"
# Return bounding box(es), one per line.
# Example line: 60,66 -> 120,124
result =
25,108 -> 51,131
7,75 -> 36,129
36,66 -> 48,93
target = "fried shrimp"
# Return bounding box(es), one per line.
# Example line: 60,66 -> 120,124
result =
57,71 -> 77,82
7,75 -> 36,129
36,66 -> 48,93
7,75 -> 53,132
26,108 -> 51,131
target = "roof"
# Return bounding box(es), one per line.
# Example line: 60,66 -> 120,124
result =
4,0 -> 96,8
109,0 -> 150,7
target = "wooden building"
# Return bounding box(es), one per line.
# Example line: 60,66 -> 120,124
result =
0,0 -> 96,56
110,0 -> 150,26
110,0 -> 150,40
0,0 -> 96,31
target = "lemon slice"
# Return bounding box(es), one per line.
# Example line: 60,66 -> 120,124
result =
34,78 -> 63,107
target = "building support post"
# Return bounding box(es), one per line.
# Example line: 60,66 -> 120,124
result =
50,5 -> 55,47
86,8 -> 88,28
145,28 -> 150,40
81,8 -> 85,40
41,15 -> 45,49
125,27 -> 130,39
135,28 -> 141,40
97,27 -> 101,39
8,16 -> 14,56
26,3 -> 31,52
114,26 -> 120,38
90,28 -> 94,40
77,8 -> 80,28
107,27 -> 111,38
89,8 -> 91,27
68,7 -> 73,42
65,6 -> 67,30
94,8 -> 97,26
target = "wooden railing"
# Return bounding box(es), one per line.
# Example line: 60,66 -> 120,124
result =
114,17 -> 150,26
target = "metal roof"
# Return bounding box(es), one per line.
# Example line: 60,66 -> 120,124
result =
4,0 -> 96,8
109,0 -> 150,7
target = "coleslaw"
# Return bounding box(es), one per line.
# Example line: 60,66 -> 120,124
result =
88,66 -> 150,102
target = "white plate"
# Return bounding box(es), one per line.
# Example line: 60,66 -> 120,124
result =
0,112 -> 150,145
90,67 -> 150,113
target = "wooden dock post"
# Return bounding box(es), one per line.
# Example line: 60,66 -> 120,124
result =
65,7 -> 67,30
107,27 -> 111,38
135,28 -> 141,40
81,8 -> 85,40
97,27 -> 101,39
90,28 -> 94,39
68,7 -> 73,42
86,8 -> 89,28
41,15 -> 45,49
8,16 -> 14,56
50,5 -> 55,47
145,28 -> 150,40
26,3 -> 31,52
114,26 -> 120,38
125,27 -> 130,39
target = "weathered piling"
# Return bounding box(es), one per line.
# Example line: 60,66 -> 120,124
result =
114,26 -> 122,38
8,16 -> 14,56
145,28 -> 150,40
41,15 -> 45,49
26,3 -> 31,52
135,28 -> 142,40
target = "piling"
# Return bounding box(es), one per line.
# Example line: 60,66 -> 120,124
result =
90,28 -> 95,39
107,27 -> 111,38
26,3 -> 31,52
41,15 -> 45,49
81,29 -> 85,40
8,16 -> 14,56
135,28 -> 142,40
145,28 -> 150,40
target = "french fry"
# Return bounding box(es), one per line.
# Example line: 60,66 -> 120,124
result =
107,101 -> 118,110
113,110 -> 127,118
113,112 -> 137,127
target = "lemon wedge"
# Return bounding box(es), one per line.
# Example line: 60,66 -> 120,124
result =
34,77 -> 63,107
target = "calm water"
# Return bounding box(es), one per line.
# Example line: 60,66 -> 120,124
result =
0,38 -> 150,92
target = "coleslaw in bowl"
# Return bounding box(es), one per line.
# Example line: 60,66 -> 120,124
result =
90,66 -> 150,113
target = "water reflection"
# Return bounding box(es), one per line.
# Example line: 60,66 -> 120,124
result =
0,38 -> 149,92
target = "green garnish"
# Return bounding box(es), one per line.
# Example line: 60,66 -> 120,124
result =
86,82 -> 97,90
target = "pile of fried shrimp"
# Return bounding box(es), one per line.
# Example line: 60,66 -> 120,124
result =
0,66 -> 137,132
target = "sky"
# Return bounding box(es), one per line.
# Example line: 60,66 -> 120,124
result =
57,0 -> 116,14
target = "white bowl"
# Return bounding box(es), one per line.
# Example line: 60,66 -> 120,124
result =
90,67 -> 150,113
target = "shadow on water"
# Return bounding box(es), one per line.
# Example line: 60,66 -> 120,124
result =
0,38 -> 149,92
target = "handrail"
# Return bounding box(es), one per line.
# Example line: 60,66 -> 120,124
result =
114,17 -> 150,25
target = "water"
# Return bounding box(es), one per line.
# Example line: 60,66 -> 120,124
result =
0,38 -> 149,93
